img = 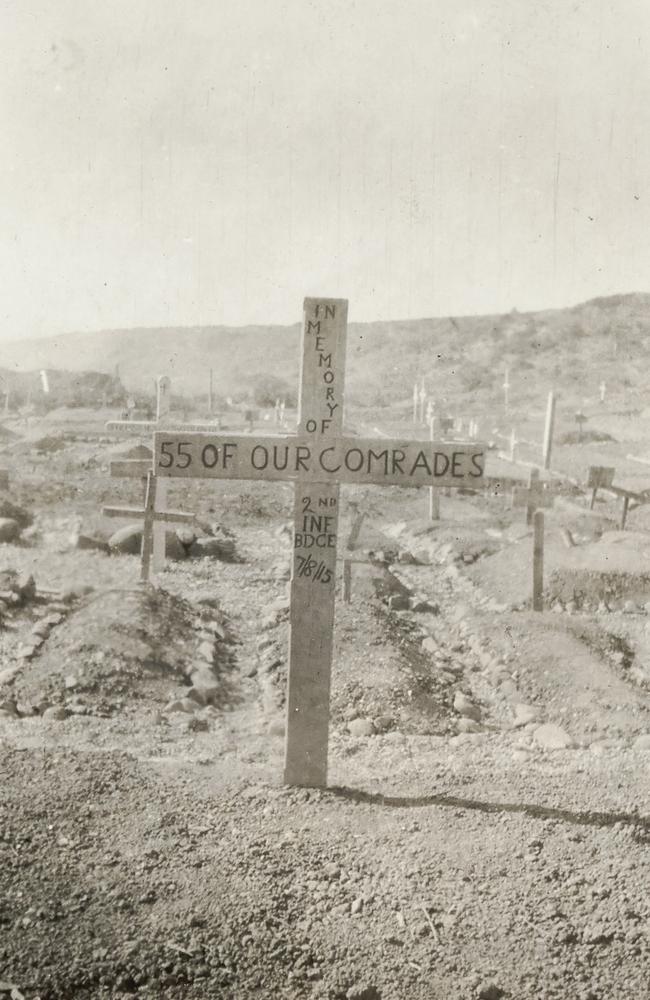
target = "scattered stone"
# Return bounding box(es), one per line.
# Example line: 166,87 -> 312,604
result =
410,597 -> 438,614
350,897 -> 364,915
164,698 -> 198,714
190,537 -> 237,561
421,637 -> 437,654
387,594 -> 409,611
108,524 -> 143,555
633,733 -> 650,750
373,715 -> 394,733
477,984 -> 505,1000
457,717 -> 482,733
186,716 -> 209,733
42,706 -> 68,721
71,533 -> 109,553
512,703 -> 539,728
0,496 -> 33,529
348,718 -> 375,738
533,723 -> 574,750
453,691 -> 481,722
0,699 -> 19,717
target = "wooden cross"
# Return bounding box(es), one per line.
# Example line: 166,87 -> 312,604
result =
103,472 -> 195,583
153,297 -> 487,787
342,505 -> 367,603
508,427 -> 518,462
513,468 -> 553,524
503,368 -> 510,411
599,381 -> 606,403
533,510 -> 544,611
574,410 -> 588,442
542,390 -> 556,470
412,382 -> 419,424
106,376 -> 210,570
418,383 -> 427,424
587,466 -> 615,509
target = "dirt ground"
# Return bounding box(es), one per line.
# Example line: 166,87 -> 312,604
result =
1,410 -> 649,1000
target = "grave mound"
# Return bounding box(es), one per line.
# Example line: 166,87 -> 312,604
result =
11,587 -> 221,715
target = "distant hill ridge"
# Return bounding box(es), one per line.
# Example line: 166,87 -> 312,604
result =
1,292 -> 649,406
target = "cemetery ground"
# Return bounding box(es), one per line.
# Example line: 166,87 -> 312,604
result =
0,408 -> 649,1000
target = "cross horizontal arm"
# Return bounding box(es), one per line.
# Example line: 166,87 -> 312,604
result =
106,420 -> 222,434
102,505 -> 194,524
153,432 -> 487,488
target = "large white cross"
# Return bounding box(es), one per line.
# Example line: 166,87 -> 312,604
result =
153,298 -> 487,787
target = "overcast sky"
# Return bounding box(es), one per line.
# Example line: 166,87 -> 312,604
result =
2,0 -> 650,340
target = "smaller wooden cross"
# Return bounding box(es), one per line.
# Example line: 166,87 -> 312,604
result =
342,505 -> 367,603
103,472 -> 195,583
574,410 -> 588,442
513,468 -> 553,524
599,381 -> 606,404
503,368 -> 510,411
587,466 -> 615,509
418,383 -> 427,424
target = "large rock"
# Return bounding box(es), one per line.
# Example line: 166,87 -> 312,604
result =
453,691 -> 481,722
190,536 -> 237,561
0,518 -> 20,543
108,524 -> 143,555
72,533 -> 109,553
533,723 -> 574,750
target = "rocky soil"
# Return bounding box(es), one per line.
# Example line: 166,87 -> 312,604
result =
0,410 -> 649,999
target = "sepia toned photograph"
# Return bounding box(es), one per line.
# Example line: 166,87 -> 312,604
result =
1,2 -> 649,998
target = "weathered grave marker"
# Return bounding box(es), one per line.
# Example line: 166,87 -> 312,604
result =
103,472 -> 195,583
106,376 -> 213,570
513,468 -> 553,525
503,368 -> 510,412
154,296 -> 487,787
533,510 -> 544,611
574,410 -> 588,442
542,390 -> 556,471
342,505 -> 367,603
587,466 -> 615,509
429,416 -> 440,520
599,381 -> 606,404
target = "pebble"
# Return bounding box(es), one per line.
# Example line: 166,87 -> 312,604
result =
533,723 -> 574,750
348,718 -> 375,738
512,703 -> 539,727
42,706 -> 68,721
453,691 -> 481,722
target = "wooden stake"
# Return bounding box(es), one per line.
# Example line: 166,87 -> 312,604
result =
542,391 -> 556,471
533,510 -> 544,611
429,417 -> 440,520
153,376 -> 172,572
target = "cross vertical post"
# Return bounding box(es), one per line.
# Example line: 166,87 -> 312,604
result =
429,416 -> 440,520
533,510 -> 544,611
543,391 -> 556,471
342,505 -> 366,603
284,298 -> 348,787
153,376 -> 172,572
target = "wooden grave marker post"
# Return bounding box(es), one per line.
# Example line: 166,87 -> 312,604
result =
103,472 -> 195,583
513,468 -> 553,525
542,391 -> 556,471
503,368 -> 510,412
429,415 -> 440,520
342,505 -> 367,603
587,466 -> 615,509
106,376 -> 216,570
153,297 -> 487,787
533,510 -> 545,611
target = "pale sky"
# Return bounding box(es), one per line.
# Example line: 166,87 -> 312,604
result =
2,0 -> 650,340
